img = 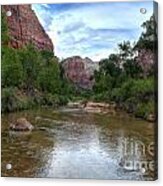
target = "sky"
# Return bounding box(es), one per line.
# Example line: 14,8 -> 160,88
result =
32,1 -> 153,61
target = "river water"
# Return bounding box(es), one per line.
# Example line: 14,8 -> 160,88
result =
1,108 -> 156,180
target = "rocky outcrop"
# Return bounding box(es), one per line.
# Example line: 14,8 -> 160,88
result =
83,101 -> 116,114
136,49 -> 155,76
67,101 -> 116,114
2,5 -> 54,52
62,56 -> 98,89
9,118 -> 34,131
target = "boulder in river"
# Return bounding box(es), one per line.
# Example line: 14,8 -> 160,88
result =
9,118 -> 34,131
83,101 -> 116,114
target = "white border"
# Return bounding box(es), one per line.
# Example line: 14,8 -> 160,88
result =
0,0 -> 162,186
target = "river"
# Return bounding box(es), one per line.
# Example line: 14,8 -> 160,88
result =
1,107 -> 156,180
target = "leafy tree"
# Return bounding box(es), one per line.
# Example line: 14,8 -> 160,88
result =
40,50 -> 54,64
118,41 -> 133,61
2,47 -> 24,88
37,57 -> 62,94
135,15 -> 157,50
123,59 -> 143,78
18,44 -> 42,94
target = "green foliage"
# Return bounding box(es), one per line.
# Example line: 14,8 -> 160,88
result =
2,47 -> 24,88
135,15 -> 157,50
1,12 -> 156,122
110,78 -> 155,118
118,41 -> 133,61
1,11 -> 9,45
93,73 -> 113,94
40,93 -> 68,107
93,56 -> 123,94
37,58 -> 61,94
123,59 -> 143,78
40,50 -> 54,63
18,44 -> 42,92
135,101 -> 154,118
91,92 -> 110,102
92,15 -> 156,120
2,87 -> 18,112
1,87 -> 33,112
1,43 -> 73,113
111,78 -> 154,102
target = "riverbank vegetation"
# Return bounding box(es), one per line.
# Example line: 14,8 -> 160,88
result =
1,12 -> 75,112
1,43 -> 76,112
92,15 -> 157,120
1,13 -> 157,121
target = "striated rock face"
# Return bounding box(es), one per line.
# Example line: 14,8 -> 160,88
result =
62,56 -> 99,90
2,5 -> 54,52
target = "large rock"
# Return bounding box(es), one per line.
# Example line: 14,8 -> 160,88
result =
9,118 -> 34,131
83,101 -> 116,114
85,102 -> 110,108
62,56 -> 99,89
2,5 -> 54,52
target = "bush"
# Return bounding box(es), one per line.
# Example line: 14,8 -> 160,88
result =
109,78 -> 155,118
1,13 -> 72,113
135,101 -> 155,119
40,93 -> 68,107
2,47 -> 24,88
37,59 -> 62,94
1,87 -> 33,112
91,92 -> 110,102
18,44 -> 42,91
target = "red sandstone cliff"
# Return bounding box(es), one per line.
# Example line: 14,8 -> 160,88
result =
2,5 -> 54,52
62,56 -> 99,90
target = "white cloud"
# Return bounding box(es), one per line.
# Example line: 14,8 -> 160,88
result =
32,1 -> 153,61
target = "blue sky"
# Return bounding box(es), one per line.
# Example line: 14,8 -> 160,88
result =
32,1 -> 153,61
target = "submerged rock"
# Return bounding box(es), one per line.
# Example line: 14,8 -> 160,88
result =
9,118 -> 34,131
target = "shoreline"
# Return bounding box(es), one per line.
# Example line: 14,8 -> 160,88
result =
67,101 -> 156,123
2,100 -> 156,123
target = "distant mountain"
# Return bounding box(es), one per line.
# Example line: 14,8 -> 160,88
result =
62,56 -> 99,90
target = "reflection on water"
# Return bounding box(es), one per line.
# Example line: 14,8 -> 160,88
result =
1,108 -> 156,180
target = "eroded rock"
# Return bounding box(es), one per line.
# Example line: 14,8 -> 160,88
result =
2,5 -> 54,52
62,56 -> 99,90
84,101 -> 116,114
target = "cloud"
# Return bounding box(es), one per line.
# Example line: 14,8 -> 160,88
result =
62,21 -> 85,33
32,1 -> 153,61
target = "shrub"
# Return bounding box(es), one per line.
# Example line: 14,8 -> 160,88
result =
2,47 -> 24,88
135,101 -> 155,119
1,87 -> 33,112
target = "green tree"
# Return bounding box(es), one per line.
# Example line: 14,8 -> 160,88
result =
118,41 -> 133,61
123,59 -> 142,78
37,57 -> 62,94
135,15 -> 157,50
18,44 -> 42,94
2,47 -> 24,88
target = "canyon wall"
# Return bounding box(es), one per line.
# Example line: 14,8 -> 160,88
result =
2,5 -> 54,52
62,56 -> 99,90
